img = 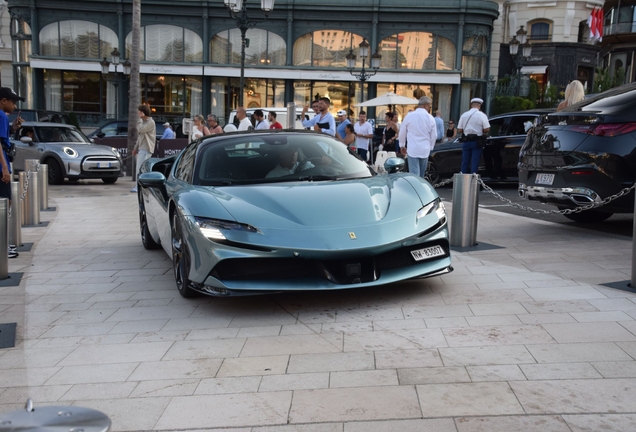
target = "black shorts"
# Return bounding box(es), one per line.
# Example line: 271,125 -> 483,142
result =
0,180 -> 10,200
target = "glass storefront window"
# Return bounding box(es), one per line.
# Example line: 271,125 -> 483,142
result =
293,81 -> 364,119
126,25 -> 203,62
44,69 -> 63,112
13,39 -> 31,63
210,29 -> 286,66
39,21 -> 117,59
210,77 -> 285,125
293,30 -> 364,68
379,32 -> 455,70
63,71 -> 101,114
139,75 -> 201,119
462,34 -> 488,79
14,66 -> 33,109
374,83 -> 452,126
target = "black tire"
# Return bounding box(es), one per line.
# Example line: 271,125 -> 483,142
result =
425,161 -> 440,184
46,158 -> 64,185
138,194 -> 161,250
171,213 -> 198,298
562,209 -> 613,223
102,177 -> 118,184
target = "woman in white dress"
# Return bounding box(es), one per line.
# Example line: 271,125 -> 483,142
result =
191,114 -> 209,139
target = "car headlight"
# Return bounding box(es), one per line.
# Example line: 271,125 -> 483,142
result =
194,217 -> 260,241
63,147 -> 78,158
416,198 -> 446,223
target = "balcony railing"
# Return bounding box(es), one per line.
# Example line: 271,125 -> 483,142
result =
604,22 -> 636,36
527,34 -> 552,41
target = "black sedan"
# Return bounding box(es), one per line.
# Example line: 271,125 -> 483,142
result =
426,109 -> 553,184
519,82 -> 636,222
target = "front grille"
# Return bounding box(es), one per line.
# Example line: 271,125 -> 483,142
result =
212,240 -> 450,284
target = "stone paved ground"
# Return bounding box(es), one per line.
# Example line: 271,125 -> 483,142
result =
1,179 -> 636,431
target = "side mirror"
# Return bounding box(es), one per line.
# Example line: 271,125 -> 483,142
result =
138,171 -> 166,189
384,157 -> 405,173
20,136 -> 33,144
97,132 -> 106,139
89,138 -> 95,143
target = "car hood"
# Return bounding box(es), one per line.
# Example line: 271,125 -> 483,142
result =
185,174 -> 432,229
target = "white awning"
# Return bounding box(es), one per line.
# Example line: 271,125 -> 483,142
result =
521,65 -> 548,74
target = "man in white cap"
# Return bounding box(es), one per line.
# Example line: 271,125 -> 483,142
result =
457,97 -> 490,174
335,109 -> 350,142
161,122 -> 175,140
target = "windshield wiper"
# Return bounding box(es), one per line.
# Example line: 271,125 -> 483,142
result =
297,175 -> 336,181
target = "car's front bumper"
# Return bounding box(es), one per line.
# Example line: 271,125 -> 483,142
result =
66,155 -> 122,177
191,224 -> 452,296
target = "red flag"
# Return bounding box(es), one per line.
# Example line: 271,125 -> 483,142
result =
595,7 -> 603,42
587,8 -> 596,40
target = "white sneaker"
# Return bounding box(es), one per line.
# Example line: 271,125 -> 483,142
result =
8,249 -> 18,259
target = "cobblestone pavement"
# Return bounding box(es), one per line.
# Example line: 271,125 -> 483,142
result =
1,178 -> 636,431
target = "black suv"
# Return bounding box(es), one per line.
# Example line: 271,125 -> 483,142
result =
519,82 -> 636,222
426,109 -> 552,184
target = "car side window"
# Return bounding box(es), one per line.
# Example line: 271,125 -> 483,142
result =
174,143 -> 197,183
508,116 -> 537,135
488,118 -> 506,137
101,123 -> 119,136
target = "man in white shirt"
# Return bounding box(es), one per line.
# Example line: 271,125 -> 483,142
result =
301,97 -> 336,136
398,96 -> 437,178
353,110 -> 374,162
457,97 -> 490,174
253,109 -> 270,130
266,146 -> 314,178
236,107 -> 253,131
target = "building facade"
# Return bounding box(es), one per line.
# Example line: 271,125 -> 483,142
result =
0,0 -> 13,87
599,0 -> 636,85
8,0 -> 499,127
492,0 -> 601,95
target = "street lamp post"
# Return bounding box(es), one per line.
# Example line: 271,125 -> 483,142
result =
224,0 -> 275,108
508,26 -> 532,97
346,39 -> 381,102
100,48 -> 131,119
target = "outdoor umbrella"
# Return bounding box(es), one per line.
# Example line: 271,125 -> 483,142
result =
354,92 -> 420,107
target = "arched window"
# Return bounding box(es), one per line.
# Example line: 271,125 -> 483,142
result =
380,32 -> 456,70
462,34 -> 488,79
293,30 -> 365,67
529,20 -> 552,41
39,20 -> 117,59
210,28 -> 285,66
126,25 -> 203,62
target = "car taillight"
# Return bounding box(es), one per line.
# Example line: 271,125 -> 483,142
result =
570,170 -> 594,175
566,123 -> 636,137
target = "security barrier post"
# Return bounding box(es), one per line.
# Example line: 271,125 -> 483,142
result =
18,171 -> 27,226
9,182 -> 21,247
0,198 -> 8,279
286,102 -> 295,129
39,164 -> 49,210
450,173 -> 480,247
25,171 -> 40,226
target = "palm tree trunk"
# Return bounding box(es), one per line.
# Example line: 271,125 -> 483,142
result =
127,0 -> 141,180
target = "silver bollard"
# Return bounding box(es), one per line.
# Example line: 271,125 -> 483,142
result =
450,173 -> 480,247
25,158 -> 39,173
39,164 -> 49,210
24,171 -> 40,226
18,171 -> 27,226
0,399 -> 111,432
9,181 -> 21,248
286,102 -> 296,129
0,198 -> 8,279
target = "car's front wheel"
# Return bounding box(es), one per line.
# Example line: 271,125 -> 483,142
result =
561,208 -> 613,223
425,161 -> 440,184
46,158 -> 64,185
171,213 -> 197,298
102,177 -> 118,184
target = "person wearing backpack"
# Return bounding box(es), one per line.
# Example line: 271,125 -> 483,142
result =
0,87 -> 25,258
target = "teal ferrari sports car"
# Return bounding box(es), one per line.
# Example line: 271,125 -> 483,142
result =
137,130 -> 452,298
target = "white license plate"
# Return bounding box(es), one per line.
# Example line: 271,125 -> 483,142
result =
535,173 -> 555,185
97,162 -> 111,168
411,245 -> 445,262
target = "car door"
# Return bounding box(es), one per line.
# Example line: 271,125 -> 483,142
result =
13,127 -> 43,172
502,115 -> 537,177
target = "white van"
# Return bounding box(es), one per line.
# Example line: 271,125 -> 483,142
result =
227,107 -> 315,130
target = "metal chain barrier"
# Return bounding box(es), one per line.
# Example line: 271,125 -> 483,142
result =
477,177 -> 636,215
428,173 -> 636,215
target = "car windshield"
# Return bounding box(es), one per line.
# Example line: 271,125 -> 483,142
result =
194,133 -> 374,185
36,126 -> 91,143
